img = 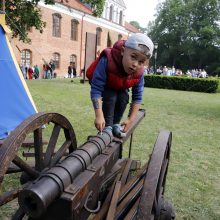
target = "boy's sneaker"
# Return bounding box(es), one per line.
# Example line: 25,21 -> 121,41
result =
112,124 -> 126,138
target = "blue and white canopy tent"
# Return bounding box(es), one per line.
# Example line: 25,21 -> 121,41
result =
0,12 -> 37,139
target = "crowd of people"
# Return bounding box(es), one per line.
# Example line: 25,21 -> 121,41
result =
42,60 -> 56,79
19,64 -> 40,80
145,65 -> 208,78
19,60 -> 56,80
19,60 -> 79,80
19,61 -> 208,81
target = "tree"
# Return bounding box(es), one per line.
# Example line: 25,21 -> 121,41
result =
80,0 -> 105,17
0,0 -> 54,42
148,0 -> 220,74
129,21 -> 147,33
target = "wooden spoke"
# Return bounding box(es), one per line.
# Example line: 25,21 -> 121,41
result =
43,124 -> 61,167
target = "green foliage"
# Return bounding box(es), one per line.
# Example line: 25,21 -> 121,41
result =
129,21 -> 147,33
148,0 -> 220,74
80,0 -> 105,17
129,21 -> 140,28
144,75 -> 219,93
0,0 -> 55,43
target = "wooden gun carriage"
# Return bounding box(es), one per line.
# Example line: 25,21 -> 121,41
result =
0,110 -> 175,220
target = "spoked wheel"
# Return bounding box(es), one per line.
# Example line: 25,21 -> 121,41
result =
137,130 -> 175,220
0,112 -> 77,219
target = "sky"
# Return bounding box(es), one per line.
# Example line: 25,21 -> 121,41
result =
123,0 -> 164,28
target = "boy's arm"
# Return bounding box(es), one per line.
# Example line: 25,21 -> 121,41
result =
121,103 -> 141,132
90,57 -> 108,131
92,98 -> 105,131
121,75 -> 144,132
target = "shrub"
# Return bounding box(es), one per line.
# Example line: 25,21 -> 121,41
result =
144,75 -> 219,93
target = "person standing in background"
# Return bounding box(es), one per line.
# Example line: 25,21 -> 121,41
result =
33,65 -> 40,79
68,62 -> 73,78
20,63 -> 27,79
72,62 -> 77,77
27,66 -> 33,80
49,60 -> 55,78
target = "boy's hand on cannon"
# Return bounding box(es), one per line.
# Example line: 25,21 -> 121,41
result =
94,114 -> 105,132
121,119 -> 133,132
122,103 -> 141,132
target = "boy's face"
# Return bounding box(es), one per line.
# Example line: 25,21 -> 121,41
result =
121,47 -> 149,75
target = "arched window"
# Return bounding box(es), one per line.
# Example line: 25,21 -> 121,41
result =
53,53 -> 60,68
109,5 -> 113,21
96,27 -> 102,46
21,49 -> 32,66
118,34 -> 122,40
71,19 -> 79,41
52,13 -> 62,37
119,11 -> 123,25
70,54 -> 77,66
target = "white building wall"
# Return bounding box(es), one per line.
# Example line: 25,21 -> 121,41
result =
103,0 -> 126,26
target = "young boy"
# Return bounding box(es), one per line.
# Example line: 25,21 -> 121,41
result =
86,33 -> 154,137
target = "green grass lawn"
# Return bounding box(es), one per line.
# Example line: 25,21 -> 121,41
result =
1,78 -> 220,219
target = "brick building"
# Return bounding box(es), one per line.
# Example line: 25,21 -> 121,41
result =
10,0 -> 139,78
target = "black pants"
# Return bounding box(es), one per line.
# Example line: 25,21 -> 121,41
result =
102,88 -> 129,127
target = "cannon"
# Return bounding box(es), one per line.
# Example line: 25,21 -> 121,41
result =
0,110 -> 175,220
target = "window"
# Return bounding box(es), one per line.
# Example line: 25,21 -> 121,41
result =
118,34 -> 122,41
119,11 -> 123,25
53,53 -> 60,68
70,54 -> 77,66
21,49 -> 31,66
52,13 -> 61,37
96,27 -> 102,46
109,5 -> 113,21
107,32 -> 112,47
71,19 -> 79,41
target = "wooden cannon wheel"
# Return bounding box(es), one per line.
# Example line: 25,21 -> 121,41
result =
0,112 -> 77,218
137,130 -> 175,220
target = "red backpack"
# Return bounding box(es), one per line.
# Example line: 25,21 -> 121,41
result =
86,58 -> 100,82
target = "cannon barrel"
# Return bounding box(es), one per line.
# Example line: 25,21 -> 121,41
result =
18,130 -> 112,218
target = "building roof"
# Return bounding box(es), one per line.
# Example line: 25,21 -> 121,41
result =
56,0 -> 138,33
124,21 -> 140,33
56,0 -> 92,14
